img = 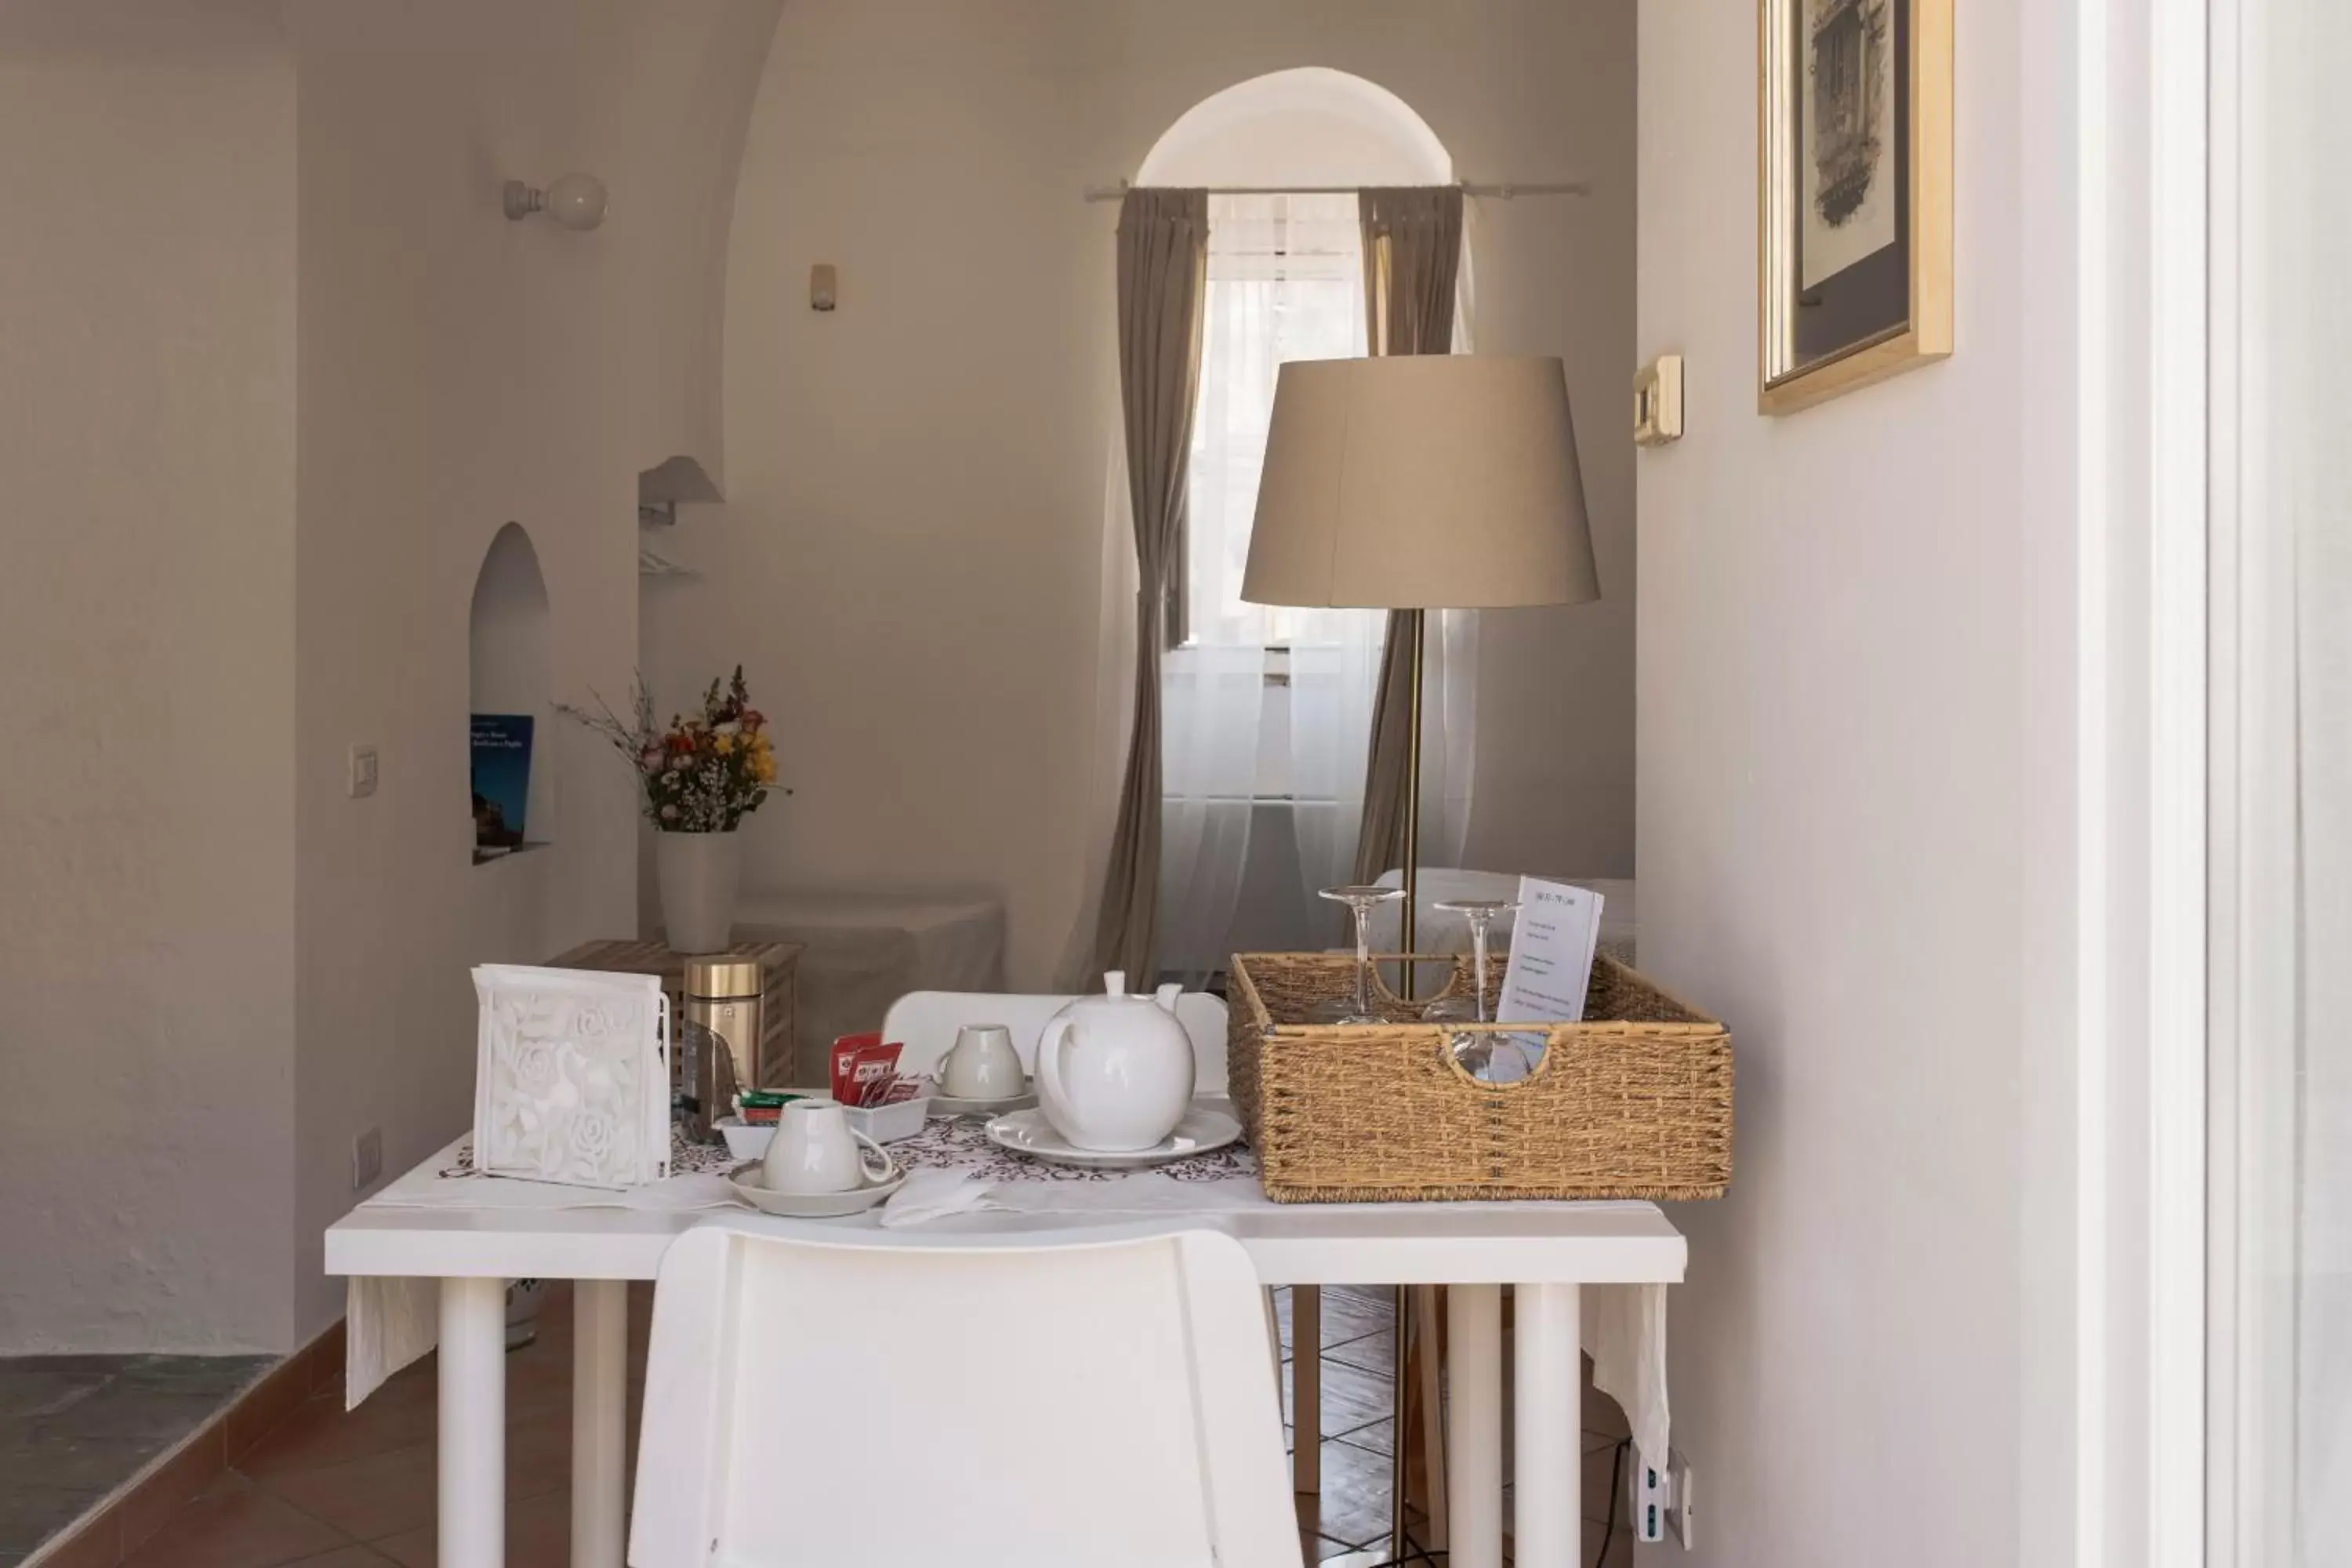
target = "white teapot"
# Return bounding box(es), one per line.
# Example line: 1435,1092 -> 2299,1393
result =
1033,971 -> 1196,1152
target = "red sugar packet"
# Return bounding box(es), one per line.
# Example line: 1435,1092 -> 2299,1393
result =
829,1033 -> 904,1105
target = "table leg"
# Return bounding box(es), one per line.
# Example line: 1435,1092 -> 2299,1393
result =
1512,1283 -> 1582,1566
1447,1284 -> 1503,1568
1414,1284 -> 1448,1548
439,1277 -> 506,1568
572,1280 -> 628,1568
1291,1287 -> 1320,1496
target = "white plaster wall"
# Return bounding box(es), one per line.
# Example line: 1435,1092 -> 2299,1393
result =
1634,2 -> 2085,1563
662,0 -> 1637,989
0,1 -> 298,1352
285,0 -> 780,1339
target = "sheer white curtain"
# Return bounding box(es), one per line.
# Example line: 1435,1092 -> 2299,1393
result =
1156,194 -> 1379,979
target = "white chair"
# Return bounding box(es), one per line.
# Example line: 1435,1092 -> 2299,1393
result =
628,1216 -> 1302,1568
880,986 -> 1229,1093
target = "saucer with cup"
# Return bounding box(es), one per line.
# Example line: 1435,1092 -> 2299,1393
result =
726,1096 -> 907,1217
926,1023 -> 1039,1119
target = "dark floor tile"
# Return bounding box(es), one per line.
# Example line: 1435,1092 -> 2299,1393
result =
1319,1290 -> 1394,1348
1322,1328 -> 1396,1378
1299,1433 -> 1392,1547
1283,1356 -> 1394,1439
20,1508 -> 122,1568
0,1486 -> 107,1558
0,1360 -> 119,1421
0,1352 -> 265,1565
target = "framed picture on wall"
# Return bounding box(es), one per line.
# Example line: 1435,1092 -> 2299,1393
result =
1758,0 -> 1952,414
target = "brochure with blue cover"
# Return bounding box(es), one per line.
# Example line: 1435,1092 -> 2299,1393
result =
470,713 -> 534,850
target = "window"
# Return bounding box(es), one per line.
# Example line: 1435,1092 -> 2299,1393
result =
1132,69 -> 1465,978
1181,192 -> 1375,652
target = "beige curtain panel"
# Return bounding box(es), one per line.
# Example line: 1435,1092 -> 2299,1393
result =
1088,187 -> 1210,982
1350,186 -> 1465,887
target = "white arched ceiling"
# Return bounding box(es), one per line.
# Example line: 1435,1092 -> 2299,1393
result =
1136,66 -> 1451,187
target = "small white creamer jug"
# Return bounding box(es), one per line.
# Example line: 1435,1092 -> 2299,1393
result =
1033,971 -> 1195,1152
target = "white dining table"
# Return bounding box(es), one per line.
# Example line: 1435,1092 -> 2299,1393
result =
326,1150 -> 1686,1568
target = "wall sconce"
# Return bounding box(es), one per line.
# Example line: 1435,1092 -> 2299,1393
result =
503,173 -> 608,231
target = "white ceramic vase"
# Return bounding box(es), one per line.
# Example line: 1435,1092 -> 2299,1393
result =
656,828 -> 740,953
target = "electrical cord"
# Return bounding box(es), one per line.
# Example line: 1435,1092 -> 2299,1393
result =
1594,1436 -> 1632,1568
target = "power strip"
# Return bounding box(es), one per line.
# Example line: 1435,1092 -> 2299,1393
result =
1628,1447 -> 1697,1549
1632,1451 -> 1669,1544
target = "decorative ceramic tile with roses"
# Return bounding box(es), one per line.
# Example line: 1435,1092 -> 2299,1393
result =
470,965 -> 672,1189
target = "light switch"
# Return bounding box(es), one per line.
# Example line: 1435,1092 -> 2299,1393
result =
348,744 -> 379,799
1634,354 -> 1685,446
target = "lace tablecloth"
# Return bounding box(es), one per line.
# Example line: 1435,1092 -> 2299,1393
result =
394,1114 -> 1260,1210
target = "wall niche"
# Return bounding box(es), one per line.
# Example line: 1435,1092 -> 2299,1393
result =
468,521 -> 553,863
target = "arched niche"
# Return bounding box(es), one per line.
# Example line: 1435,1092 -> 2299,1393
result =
1138,67 -> 1452,187
468,521 -> 553,859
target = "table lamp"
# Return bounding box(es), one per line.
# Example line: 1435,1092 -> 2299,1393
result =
1241,354 -> 1598,993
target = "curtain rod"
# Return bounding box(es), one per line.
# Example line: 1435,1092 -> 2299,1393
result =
1081,179 -> 1589,203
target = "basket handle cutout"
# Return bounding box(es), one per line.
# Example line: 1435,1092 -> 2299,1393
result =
1432,1025 -> 1568,1090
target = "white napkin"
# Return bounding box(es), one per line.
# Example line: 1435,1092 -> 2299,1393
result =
1587,1283 -> 1671,1473
878,1167 -> 1001,1228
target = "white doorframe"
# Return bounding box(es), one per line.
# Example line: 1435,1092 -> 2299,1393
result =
2060,0 -> 2212,1563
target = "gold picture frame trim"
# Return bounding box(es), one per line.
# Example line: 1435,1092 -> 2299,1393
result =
1758,0 -> 1953,415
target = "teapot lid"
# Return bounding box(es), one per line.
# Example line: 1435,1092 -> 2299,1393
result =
1094,971 -> 1182,1007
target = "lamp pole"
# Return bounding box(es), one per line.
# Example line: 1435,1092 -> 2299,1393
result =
1399,608 -> 1425,1000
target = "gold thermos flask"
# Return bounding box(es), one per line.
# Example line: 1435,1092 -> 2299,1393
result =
681,957 -> 764,1142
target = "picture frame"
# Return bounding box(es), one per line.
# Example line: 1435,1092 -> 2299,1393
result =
1758,0 -> 1952,415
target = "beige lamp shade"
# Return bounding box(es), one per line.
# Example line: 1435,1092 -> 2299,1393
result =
1241,354 -> 1599,610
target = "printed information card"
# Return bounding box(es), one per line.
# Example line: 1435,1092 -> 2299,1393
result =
1496,876 -> 1605,1025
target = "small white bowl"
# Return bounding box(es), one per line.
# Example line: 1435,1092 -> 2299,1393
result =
716,1093 -> 931,1158
714,1116 -> 775,1160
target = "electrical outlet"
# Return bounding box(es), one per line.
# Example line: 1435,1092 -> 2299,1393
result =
1667,1449 -> 1696,1550
352,1127 -> 383,1190
348,744 -> 379,799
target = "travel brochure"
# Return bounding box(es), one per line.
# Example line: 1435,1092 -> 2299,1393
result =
470,713 -> 534,858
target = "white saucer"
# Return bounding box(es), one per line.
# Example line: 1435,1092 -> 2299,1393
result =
724,1166 -> 906,1218
927,1085 -> 1040,1120
983,1106 -> 1243,1171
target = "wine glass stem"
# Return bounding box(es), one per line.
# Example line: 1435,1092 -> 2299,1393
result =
1470,916 -> 1491,1023
1352,902 -> 1374,1018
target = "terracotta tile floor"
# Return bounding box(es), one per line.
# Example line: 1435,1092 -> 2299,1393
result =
111,1283 -> 1632,1567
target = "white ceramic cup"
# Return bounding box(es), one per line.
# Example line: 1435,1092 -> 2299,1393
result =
760,1098 -> 896,1194
938,1023 -> 1025,1101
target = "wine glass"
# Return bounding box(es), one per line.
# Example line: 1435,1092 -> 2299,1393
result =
1421,898 -> 1518,1025
1307,885 -> 1406,1024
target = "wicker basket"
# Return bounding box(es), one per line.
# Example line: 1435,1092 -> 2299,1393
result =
1227,950 -> 1732,1203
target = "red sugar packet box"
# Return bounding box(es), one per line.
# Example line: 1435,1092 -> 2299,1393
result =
829,1033 -> 909,1107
